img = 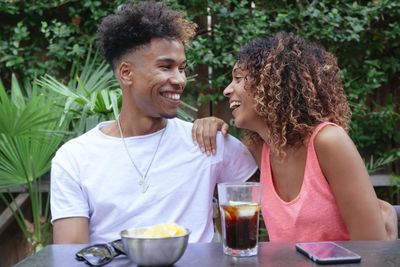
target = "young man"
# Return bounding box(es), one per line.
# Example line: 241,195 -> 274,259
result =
50,1 -> 257,244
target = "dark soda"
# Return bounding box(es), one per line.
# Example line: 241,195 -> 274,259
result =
220,203 -> 259,250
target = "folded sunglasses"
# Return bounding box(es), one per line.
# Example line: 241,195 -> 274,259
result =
75,239 -> 125,266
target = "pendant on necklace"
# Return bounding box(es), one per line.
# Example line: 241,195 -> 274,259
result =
139,178 -> 149,193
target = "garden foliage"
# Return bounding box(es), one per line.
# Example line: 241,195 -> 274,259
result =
0,76 -> 66,251
0,0 -> 399,170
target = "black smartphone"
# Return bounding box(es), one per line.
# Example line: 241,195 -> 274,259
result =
295,241 -> 361,264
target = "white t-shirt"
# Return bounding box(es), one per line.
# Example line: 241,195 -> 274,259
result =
51,118 -> 257,243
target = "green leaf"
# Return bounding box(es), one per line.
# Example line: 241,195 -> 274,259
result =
11,73 -> 25,109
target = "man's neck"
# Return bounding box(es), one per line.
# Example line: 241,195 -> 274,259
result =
101,114 -> 167,138
120,114 -> 167,137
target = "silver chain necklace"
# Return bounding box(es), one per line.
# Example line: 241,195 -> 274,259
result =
116,117 -> 167,193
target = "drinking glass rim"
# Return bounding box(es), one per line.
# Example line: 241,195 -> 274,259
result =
217,182 -> 261,188
217,182 -> 261,191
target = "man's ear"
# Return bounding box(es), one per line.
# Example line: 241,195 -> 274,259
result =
117,61 -> 134,86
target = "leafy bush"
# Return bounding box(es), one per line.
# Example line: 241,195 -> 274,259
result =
1,0 -> 399,174
0,0 -> 126,83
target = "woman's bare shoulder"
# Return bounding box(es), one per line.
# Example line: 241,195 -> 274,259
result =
314,125 -> 350,151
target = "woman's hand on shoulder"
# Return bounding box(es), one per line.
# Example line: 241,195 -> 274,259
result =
192,117 -> 229,155
315,125 -> 388,240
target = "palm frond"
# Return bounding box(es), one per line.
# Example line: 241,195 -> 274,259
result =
36,75 -> 89,104
0,89 -> 65,188
366,153 -> 399,174
11,74 -> 26,109
35,49 -> 121,135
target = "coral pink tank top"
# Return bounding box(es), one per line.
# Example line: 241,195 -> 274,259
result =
260,122 -> 349,241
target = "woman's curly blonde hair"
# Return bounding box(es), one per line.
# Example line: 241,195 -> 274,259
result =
238,32 -> 351,156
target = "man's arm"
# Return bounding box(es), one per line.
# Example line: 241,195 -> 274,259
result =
51,145 -> 90,244
53,217 -> 89,244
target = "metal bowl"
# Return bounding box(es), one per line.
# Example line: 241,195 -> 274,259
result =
120,227 -> 190,266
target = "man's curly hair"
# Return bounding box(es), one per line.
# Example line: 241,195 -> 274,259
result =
97,1 -> 197,68
238,32 -> 351,156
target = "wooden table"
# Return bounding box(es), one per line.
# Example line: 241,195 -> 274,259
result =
14,241 -> 400,267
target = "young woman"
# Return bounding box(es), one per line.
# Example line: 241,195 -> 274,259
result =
193,32 -> 397,241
